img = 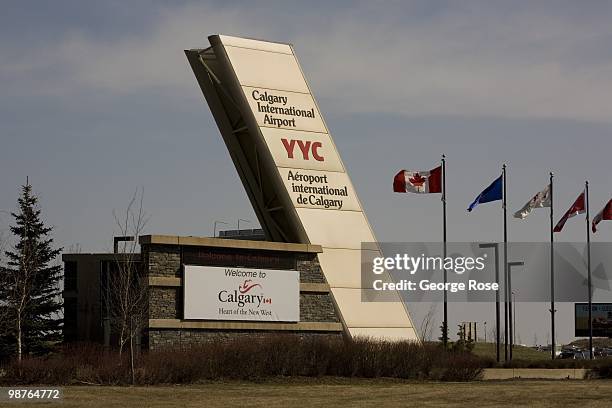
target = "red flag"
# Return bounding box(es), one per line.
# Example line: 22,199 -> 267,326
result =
394,166 -> 442,194
554,191 -> 585,233
592,199 -> 612,233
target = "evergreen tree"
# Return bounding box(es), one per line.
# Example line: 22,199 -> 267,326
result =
0,182 -> 62,359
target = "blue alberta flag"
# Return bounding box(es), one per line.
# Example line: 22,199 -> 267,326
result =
467,175 -> 503,212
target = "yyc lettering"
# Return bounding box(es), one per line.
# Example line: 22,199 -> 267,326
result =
281,138 -> 324,161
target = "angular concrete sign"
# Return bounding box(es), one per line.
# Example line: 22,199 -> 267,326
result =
186,35 -> 417,340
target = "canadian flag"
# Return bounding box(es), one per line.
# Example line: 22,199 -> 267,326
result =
393,166 -> 442,194
592,199 -> 612,233
554,191 -> 585,233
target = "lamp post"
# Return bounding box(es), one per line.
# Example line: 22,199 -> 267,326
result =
237,218 -> 251,232
512,291 -> 516,346
213,220 -> 228,238
479,243 -> 500,362
508,261 -> 524,361
484,321 -> 487,343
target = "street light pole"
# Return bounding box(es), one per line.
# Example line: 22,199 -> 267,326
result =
508,261 -> 524,361
213,220 -> 228,238
237,218 -> 251,231
479,243 -> 500,362
484,321 -> 487,343
512,291 -> 516,346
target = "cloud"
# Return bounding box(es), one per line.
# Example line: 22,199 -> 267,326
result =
2,1 -> 612,122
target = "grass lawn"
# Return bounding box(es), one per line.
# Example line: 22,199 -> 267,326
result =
473,342 -> 549,361
12,378 -> 612,408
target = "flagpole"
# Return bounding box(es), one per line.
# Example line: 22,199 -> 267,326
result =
442,154 -> 448,348
550,172 -> 556,360
502,164 -> 509,361
586,180 -> 593,359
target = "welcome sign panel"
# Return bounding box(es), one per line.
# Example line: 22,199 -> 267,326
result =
183,265 -> 299,322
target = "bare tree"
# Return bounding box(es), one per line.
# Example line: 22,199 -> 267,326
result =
0,228 -> 12,354
66,243 -> 82,254
107,188 -> 149,384
0,215 -> 11,354
418,303 -> 438,343
490,327 -> 498,344
6,248 -> 36,361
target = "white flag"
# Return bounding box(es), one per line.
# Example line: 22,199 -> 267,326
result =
514,184 -> 551,219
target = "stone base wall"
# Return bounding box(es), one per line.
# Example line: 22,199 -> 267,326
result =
299,294 -> 338,322
149,287 -> 179,319
145,245 -> 181,277
296,254 -> 326,283
148,329 -> 343,350
142,243 -> 343,350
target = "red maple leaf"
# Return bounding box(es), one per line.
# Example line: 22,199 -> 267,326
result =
409,173 -> 426,187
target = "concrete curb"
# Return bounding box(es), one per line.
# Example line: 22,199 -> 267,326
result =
483,368 -> 589,380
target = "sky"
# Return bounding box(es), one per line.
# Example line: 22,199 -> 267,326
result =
1,1 -> 611,345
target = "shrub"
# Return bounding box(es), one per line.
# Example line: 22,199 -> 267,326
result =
587,360 -> 612,379
0,336 -> 485,385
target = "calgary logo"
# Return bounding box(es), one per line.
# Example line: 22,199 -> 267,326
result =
239,279 -> 262,294
218,280 -> 271,307
409,173 -> 426,187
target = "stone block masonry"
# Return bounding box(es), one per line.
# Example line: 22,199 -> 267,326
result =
140,236 -> 344,350
148,329 -> 342,349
